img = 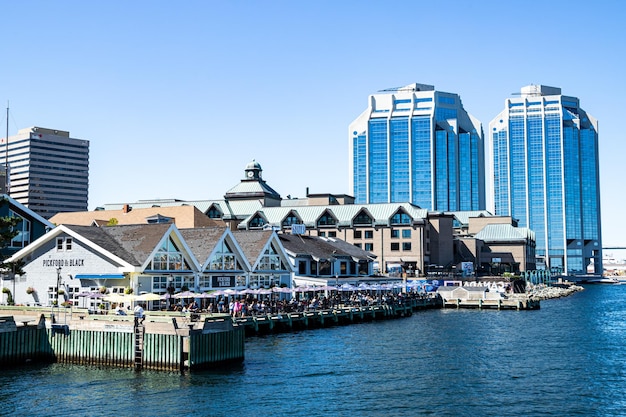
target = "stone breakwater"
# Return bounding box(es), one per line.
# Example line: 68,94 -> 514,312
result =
526,284 -> 584,300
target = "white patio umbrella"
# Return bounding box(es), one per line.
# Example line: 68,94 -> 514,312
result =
135,292 -> 162,302
103,294 -> 136,305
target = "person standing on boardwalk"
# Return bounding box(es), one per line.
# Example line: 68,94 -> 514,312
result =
134,303 -> 145,324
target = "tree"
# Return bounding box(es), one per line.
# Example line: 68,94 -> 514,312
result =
0,197 -> 25,277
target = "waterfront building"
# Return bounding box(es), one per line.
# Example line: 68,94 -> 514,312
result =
349,83 -> 485,211
50,205 -> 222,228
236,202 -> 455,277
1,127 -> 89,219
5,223 -> 293,309
55,160 -> 534,279
277,233 -> 376,288
489,85 -> 602,276
452,212 -> 537,275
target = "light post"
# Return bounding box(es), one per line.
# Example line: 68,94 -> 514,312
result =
56,266 -> 62,306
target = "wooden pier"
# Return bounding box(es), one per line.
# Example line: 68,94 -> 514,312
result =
441,296 -> 540,310
0,311 -> 244,371
233,297 -> 441,335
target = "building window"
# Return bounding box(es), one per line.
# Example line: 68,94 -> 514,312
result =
151,238 -> 190,271
319,231 -> 326,237
317,213 -> 336,227
298,261 -> 307,275
365,243 -> 374,251
353,230 -> 362,239
208,206 -> 222,218
365,230 -> 374,239
391,212 -> 412,225
402,229 -> 411,239
391,242 -> 400,251
403,242 -> 412,251
391,229 -> 399,238
340,262 -> 347,274
259,245 -> 283,271
328,231 -> 337,238
353,212 -> 373,226
249,215 -> 266,229
354,243 -> 362,248
56,237 -> 72,252
208,239 -> 241,271
8,210 -> 30,248
282,213 -> 300,227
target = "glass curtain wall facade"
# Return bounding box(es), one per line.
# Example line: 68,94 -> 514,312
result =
349,83 -> 485,212
489,85 -> 602,276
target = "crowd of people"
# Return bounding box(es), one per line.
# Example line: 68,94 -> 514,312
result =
186,290 -> 436,318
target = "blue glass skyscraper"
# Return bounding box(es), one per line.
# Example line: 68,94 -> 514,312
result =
349,83 -> 485,211
489,85 -> 602,276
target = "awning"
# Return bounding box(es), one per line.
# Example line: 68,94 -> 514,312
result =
75,274 -> 126,280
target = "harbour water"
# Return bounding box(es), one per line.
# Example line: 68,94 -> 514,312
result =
2,284 -> 625,416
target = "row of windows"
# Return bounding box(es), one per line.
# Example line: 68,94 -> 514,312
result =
246,211 -> 417,229
390,242 -> 412,251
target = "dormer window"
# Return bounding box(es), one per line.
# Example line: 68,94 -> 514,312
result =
146,214 -> 172,224
391,212 -> 412,225
208,206 -> 222,219
282,213 -> 300,228
353,212 -> 373,226
249,215 -> 266,229
317,213 -> 336,227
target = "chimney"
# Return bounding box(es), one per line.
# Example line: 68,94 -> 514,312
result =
123,204 -> 131,213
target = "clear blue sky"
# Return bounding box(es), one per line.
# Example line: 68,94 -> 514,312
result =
2,1 -> 624,246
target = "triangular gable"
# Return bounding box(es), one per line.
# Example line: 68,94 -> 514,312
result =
2,194 -> 55,229
352,207 -> 374,226
206,203 -> 223,219
6,224 -> 137,271
389,207 -> 413,225
248,211 -> 269,229
249,231 -> 295,273
202,228 -> 251,272
140,224 -> 201,272
316,209 -> 338,227
281,210 -> 303,227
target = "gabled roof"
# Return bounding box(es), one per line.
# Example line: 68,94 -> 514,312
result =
1,194 -> 55,228
179,226 -> 229,263
95,223 -> 176,267
238,203 -> 428,229
474,224 -> 535,242
50,205 -> 221,228
7,224 -> 139,271
278,234 -> 375,262
64,225 -> 142,265
232,230 -> 274,266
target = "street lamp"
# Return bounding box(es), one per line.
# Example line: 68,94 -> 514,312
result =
56,266 -> 62,306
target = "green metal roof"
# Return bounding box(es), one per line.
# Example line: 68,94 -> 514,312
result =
474,224 -> 535,242
238,202 -> 428,229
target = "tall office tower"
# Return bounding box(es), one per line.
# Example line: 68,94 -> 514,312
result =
1,126 -> 89,218
489,85 -> 602,276
349,83 -> 485,211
